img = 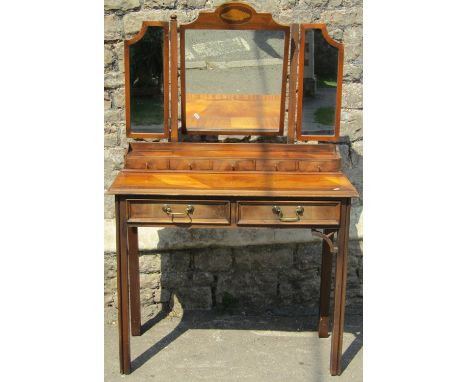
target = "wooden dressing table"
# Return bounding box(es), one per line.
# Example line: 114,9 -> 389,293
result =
108,2 -> 358,376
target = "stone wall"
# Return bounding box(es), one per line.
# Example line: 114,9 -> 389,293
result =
104,0 -> 363,318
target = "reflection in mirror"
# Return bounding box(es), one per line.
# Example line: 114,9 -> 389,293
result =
129,26 -> 165,134
184,30 -> 286,134
301,29 -> 338,136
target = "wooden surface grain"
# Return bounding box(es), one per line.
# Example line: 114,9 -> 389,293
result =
108,171 -> 358,197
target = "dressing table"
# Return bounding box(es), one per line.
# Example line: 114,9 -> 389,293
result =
108,2 -> 358,376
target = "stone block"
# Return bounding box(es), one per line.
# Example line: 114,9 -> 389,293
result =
140,273 -> 160,288
139,253 -> 161,273
216,272 -> 278,308
140,288 -> 155,305
123,10 -> 169,36
344,63 -> 362,82
154,286 -> 171,303
104,147 -> 126,171
104,195 -> 115,219
340,109 -> 363,142
146,0 -> 176,8
344,43 -> 362,63
104,125 -> 118,147
104,98 -> 111,110
104,15 -> 122,41
343,25 -> 363,44
193,272 -> 214,285
104,45 -> 114,68
193,247 -> 232,271
104,72 -> 124,89
105,0 -> 142,11
278,281 -> 294,302
104,109 -> 124,124
321,8 -> 362,27
162,251 -> 191,272
327,27 -> 343,41
295,242 -> 321,270
161,271 -> 189,288
298,278 -> 320,302
104,254 -> 116,279
342,82 -> 362,109
104,277 -> 117,296
112,88 -> 125,109
300,0 -> 328,6
104,291 -> 115,307
186,0 -> 206,7
233,245 -> 293,270
174,287 -> 212,310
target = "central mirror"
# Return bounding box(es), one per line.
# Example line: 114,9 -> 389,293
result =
182,29 -> 289,135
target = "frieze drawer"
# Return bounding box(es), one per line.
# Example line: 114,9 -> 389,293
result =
237,201 -> 341,226
127,200 -> 230,225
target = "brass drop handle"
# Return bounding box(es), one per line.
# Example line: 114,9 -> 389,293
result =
162,204 -> 194,218
272,205 -> 304,222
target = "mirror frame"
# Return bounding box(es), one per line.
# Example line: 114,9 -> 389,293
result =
124,21 -> 170,139
296,24 -> 344,142
179,2 -> 290,136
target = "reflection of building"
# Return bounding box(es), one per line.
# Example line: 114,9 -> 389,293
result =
303,30 -> 317,97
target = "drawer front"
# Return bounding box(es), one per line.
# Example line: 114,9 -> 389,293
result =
255,160 -> 297,172
125,157 -> 170,170
212,159 -> 255,171
169,159 -> 212,171
237,201 -> 340,226
127,200 -> 230,225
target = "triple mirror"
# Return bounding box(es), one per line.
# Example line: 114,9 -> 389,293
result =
123,7 -> 343,141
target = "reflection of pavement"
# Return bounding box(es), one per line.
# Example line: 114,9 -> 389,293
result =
301,88 -> 336,135
186,65 -> 282,95
185,30 -> 285,96
185,30 -> 285,63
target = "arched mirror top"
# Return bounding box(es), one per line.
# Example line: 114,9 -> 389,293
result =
180,2 -> 289,31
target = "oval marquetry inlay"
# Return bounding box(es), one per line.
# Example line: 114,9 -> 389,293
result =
219,6 -> 252,24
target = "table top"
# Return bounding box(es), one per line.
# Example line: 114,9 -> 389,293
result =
108,171 -> 359,198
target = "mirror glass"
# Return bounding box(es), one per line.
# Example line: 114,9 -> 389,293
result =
301,29 -> 338,136
184,29 -> 286,134
129,26 -> 165,134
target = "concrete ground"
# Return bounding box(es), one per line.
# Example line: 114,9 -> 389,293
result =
105,311 -> 362,382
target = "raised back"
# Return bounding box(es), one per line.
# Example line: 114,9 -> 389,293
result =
179,2 -> 290,136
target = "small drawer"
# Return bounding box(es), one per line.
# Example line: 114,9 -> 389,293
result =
127,200 -> 230,225
255,160 -> 297,172
212,159 -> 255,171
125,157 -> 170,170
237,201 -> 340,226
169,159 -> 212,171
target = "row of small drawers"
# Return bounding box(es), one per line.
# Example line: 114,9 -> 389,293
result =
126,199 -> 341,226
125,157 -> 340,172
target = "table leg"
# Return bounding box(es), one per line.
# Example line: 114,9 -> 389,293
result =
330,200 -> 351,376
318,229 -> 334,338
116,197 -> 131,374
128,227 -> 141,336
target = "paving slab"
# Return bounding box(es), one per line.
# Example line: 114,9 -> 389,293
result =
105,311 -> 362,382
